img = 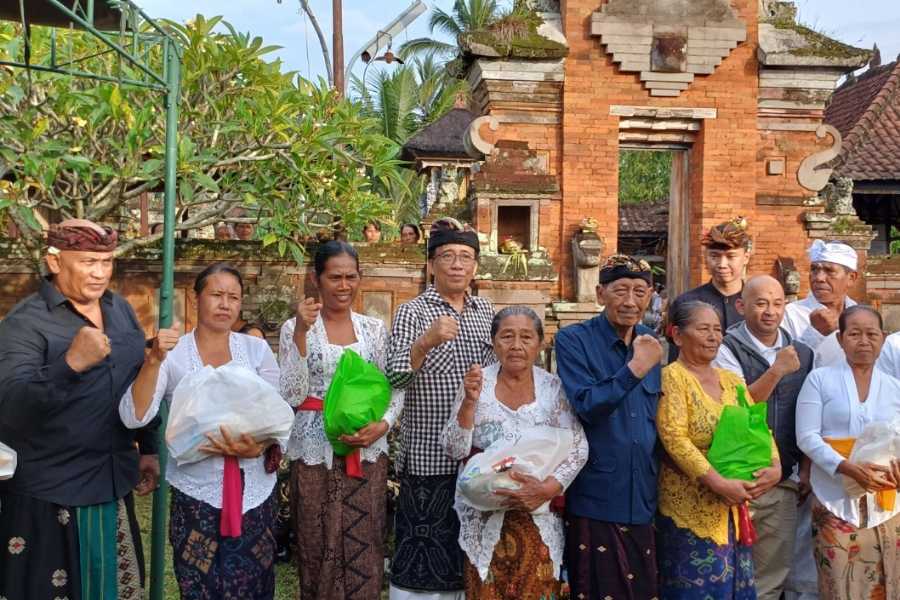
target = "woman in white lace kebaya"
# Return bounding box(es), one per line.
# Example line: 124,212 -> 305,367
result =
441,306 -> 588,599
278,241 -> 403,600
120,263 -> 283,600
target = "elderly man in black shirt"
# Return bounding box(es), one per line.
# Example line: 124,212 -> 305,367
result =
0,219 -> 162,600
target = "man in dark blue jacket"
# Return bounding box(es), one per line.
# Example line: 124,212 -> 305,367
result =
556,254 -> 662,600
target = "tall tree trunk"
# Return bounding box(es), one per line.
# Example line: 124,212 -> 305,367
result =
298,0 -> 333,86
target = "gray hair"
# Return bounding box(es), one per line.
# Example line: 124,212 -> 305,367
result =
490,306 -> 544,341
669,300 -> 720,330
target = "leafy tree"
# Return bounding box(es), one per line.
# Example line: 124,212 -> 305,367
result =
400,0 -> 502,58
618,150 -> 672,205
351,52 -> 468,227
0,16 -> 405,262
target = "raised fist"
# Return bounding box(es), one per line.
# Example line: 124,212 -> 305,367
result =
629,334 -> 663,378
148,325 -> 181,365
65,326 -> 112,373
772,345 -> 801,377
424,315 -> 459,350
295,297 -> 322,334
810,307 -> 839,337
463,363 -> 483,403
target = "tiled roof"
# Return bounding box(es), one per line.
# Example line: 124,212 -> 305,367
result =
400,108 -> 476,161
619,200 -> 669,234
825,60 -> 900,182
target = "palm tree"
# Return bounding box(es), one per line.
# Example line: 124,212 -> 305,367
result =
400,0 -> 502,58
351,53 -> 470,224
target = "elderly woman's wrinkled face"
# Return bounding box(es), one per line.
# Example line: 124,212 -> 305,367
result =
493,314 -> 542,372
674,306 -> 722,364
838,310 -> 884,367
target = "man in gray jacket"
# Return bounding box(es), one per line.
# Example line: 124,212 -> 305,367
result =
714,275 -> 814,600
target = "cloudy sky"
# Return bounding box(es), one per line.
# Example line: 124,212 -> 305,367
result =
139,0 -> 899,82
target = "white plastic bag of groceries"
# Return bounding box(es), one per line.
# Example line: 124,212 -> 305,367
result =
843,418 -> 900,498
457,425 -> 573,514
0,441 -> 16,480
166,364 -> 294,466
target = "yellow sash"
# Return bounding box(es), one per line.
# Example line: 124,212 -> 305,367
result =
825,437 -> 896,511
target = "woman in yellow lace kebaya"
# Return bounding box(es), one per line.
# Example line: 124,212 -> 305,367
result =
656,301 -> 781,599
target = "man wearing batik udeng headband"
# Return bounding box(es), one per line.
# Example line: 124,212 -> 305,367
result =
0,219 -> 168,600
667,217 -> 751,361
555,254 -> 663,600
386,217 -> 496,600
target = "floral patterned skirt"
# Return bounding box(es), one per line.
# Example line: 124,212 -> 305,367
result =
811,497 -> 900,600
657,513 -> 757,600
169,487 -> 276,600
464,510 -> 561,600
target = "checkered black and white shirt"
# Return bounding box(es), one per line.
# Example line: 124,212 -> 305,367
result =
387,286 -> 496,476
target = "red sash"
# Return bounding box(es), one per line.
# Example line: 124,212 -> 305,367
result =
297,396 -> 362,478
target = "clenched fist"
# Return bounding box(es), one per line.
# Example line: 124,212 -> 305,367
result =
810,307 -> 839,337
423,315 -> 459,350
65,326 -> 111,373
772,345 -> 801,378
147,325 -> 180,366
629,334 -> 663,378
463,363 -> 483,404
295,297 -> 322,334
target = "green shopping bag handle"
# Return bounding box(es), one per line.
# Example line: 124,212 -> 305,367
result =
736,384 -> 750,410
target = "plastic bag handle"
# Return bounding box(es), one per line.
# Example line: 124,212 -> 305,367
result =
736,384 -> 750,410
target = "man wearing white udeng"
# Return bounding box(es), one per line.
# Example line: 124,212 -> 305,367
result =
782,240 -> 859,600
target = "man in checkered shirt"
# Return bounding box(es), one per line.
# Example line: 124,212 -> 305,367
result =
387,217 -> 495,599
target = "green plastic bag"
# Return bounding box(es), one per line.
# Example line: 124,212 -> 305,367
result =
707,385 -> 773,481
323,348 -> 392,457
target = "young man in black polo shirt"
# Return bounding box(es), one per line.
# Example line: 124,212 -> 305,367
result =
667,217 -> 751,361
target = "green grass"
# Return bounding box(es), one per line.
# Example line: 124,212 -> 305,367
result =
133,492 -> 298,599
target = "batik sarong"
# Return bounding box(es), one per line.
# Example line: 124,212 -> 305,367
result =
657,513 -> 756,599
0,492 -> 144,600
465,509 -> 561,600
291,454 -> 389,600
390,474 -> 464,592
811,497 -> 900,600
565,515 -> 658,600
169,486 -> 276,600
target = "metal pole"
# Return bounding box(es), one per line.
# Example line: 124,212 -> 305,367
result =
149,38 -> 180,600
332,0 -> 344,95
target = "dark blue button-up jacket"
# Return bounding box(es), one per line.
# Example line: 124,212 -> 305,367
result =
555,314 -> 661,525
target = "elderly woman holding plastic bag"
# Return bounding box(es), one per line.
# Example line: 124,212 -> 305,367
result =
441,306 -> 588,599
120,263 -> 288,600
278,240 -> 403,600
657,300 -> 781,599
796,305 -> 900,600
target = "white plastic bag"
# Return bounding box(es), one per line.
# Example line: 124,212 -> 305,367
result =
0,441 -> 16,480
843,418 -> 900,498
166,364 -> 294,466
457,425 -> 573,513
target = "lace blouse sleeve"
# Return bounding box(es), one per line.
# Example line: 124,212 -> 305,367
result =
278,318 -> 308,407
546,380 -> 589,489
441,382 -> 474,461
371,320 -> 405,428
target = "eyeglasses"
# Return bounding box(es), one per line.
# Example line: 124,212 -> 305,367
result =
434,251 -> 477,266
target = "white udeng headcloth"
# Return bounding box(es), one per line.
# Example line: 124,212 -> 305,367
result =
807,240 -> 858,271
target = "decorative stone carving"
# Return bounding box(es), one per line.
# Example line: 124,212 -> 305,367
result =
776,257 -> 801,302
465,116 -> 500,159
590,0 -> 747,97
572,223 -> 604,303
437,165 -> 460,210
819,176 -> 856,216
797,125 -> 842,192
